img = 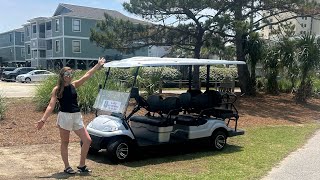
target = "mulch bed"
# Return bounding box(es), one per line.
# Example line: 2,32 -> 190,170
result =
0,93 -> 319,147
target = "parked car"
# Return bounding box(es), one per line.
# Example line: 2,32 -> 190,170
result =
0,67 -> 16,79
16,70 -> 56,83
1,67 -> 36,81
85,57 -> 246,163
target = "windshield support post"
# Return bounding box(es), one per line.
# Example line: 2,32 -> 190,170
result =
206,65 -> 210,91
102,67 -> 111,89
188,65 -> 192,90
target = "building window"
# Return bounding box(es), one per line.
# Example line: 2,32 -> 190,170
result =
72,40 -> 81,53
32,24 -> 37,33
55,19 -> 60,32
21,48 -> 25,57
21,33 -> 24,42
72,19 -> 81,32
46,21 -> 51,30
27,45 -> 30,55
26,26 -> 30,37
9,33 -> 12,42
55,40 -> 60,53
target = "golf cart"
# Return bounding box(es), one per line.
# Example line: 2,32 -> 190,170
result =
86,57 -> 245,163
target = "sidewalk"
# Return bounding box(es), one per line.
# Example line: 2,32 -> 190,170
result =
262,129 -> 320,180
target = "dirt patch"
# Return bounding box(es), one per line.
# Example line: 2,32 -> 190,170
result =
0,93 -> 320,179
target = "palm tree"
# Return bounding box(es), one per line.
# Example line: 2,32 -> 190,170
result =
295,34 -> 320,103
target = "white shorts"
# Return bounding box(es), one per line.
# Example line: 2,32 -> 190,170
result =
56,111 -> 84,131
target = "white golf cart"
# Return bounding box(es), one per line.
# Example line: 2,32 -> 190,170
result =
86,57 -> 245,163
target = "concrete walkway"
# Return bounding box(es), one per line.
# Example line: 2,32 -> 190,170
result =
262,129 -> 320,180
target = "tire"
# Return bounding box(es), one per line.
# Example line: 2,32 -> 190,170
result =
25,78 -> 31,83
80,141 -> 100,155
210,130 -> 227,151
107,137 -> 131,163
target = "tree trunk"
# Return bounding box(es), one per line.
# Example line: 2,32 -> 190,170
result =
192,37 -> 203,90
234,0 -> 253,95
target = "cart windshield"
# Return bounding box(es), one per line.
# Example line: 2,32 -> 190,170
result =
93,89 -> 130,115
93,67 -> 135,115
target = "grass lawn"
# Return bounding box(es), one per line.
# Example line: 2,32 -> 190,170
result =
89,124 -> 319,180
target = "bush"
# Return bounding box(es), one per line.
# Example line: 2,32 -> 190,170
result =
0,93 -> 6,120
199,67 -> 238,81
278,78 -> 293,93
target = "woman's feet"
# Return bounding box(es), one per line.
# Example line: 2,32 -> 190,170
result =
77,165 -> 92,173
64,167 -> 76,174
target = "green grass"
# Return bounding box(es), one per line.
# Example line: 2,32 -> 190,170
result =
91,124 -> 319,180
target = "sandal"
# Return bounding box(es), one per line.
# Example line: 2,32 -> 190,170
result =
64,167 -> 76,174
77,165 -> 92,173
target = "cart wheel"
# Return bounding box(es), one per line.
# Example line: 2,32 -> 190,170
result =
107,138 -> 131,163
211,130 -> 227,150
80,141 -> 99,155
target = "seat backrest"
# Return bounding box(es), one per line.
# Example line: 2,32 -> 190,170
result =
191,93 -> 210,111
187,89 -> 202,97
161,97 -> 181,115
204,90 -> 222,107
179,93 -> 191,109
146,95 -> 163,113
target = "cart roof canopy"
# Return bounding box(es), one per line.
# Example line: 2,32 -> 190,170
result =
103,56 -> 246,68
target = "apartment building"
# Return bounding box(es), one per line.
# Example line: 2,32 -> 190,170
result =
0,28 -> 26,67
261,10 -> 320,40
1,3 -> 151,69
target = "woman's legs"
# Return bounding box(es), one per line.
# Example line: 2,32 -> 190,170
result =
74,127 -> 92,167
59,126 -> 71,169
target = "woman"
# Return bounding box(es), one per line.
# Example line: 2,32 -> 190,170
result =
36,57 -> 105,174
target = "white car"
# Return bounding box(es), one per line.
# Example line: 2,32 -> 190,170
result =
16,70 -> 55,83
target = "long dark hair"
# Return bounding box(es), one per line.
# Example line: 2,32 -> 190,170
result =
56,67 -> 71,98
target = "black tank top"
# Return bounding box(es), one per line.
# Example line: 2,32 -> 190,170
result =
58,84 -> 80,113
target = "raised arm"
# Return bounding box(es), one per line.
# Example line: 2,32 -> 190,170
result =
36,87 -> 58,130
73,57 -> 106,88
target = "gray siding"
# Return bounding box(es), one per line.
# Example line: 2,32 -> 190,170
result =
64,17 -> 97,37
15,32 -> 25,46
0,48 -> 14,62
0,32 -> 14,47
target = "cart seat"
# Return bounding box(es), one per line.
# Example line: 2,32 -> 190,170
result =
130,116 -> 174,127
174,115 -> 207,126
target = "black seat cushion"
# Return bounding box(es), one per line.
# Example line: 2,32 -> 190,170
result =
130,116 -> 174,127
175,115 -> 207,126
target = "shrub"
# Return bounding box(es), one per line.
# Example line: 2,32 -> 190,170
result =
199,67 -> 238,81
278,78 -> 294,93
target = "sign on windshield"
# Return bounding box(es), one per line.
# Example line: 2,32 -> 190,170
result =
93,89 -> 130,114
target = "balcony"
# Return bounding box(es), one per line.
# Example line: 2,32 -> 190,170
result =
46,50 -> 53,58
45,30 -> 52,38
31,39 -> 47,49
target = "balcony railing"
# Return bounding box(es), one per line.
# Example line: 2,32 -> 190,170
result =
45,30 -> 52,38
46,50 -> 53,58
31,39 -> 47,49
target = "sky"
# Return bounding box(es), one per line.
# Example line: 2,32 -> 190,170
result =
0,0 -> 138,33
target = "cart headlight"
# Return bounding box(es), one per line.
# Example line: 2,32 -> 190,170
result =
102,126 -> 119,132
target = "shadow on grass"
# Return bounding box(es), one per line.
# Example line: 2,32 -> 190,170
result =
36,171 -> 91,179
86,142 -> 243,167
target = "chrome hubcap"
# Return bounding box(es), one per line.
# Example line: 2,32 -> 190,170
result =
116,143 -> 129,159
